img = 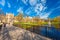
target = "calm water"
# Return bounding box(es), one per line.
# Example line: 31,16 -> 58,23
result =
29,25 -> 60,40
39,26 -> 60,40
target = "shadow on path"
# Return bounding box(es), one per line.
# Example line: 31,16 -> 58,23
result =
0,25 -> 51,40
2,27 -> 11,40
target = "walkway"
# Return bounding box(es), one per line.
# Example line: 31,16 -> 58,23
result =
0,24 -> 51,40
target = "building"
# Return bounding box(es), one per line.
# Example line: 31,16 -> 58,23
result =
6,13 -> 14,25
21,16 -> 32,22
14,16 -> 19,22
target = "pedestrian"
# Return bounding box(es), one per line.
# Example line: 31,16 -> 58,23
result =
3,22 -> 6,28
0,22 -> 3,31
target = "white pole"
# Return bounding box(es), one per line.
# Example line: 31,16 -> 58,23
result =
48,21 -> 51,27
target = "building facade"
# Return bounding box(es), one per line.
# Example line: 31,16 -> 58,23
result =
6,13 -> 14,25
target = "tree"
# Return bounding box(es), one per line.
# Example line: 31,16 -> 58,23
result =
33,16 -> 40,22
17,12 -> 24,22
0,9 -> 5,22
54,16 -> 60,22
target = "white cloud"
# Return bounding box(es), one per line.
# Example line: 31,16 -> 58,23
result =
17,7 -> 23,13
51,6 -> 60,12
29,0 -> 37,6
22,0 -> 28,5
40,13 -> 50,19
29,16 -> 32,19
0,0 -> 5,6
41,0 -> 46,3
25,7 -> 32,15
34,0 -> 47,19
39,6 -> 60,19
43,7 -> 47,10
26,11 -> 31,15
8,2 -> 11,8
35,3 -> 44,13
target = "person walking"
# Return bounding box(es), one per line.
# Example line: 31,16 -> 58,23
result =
3,22 -> 6,28
0,22 -> 3,31
0,22 -> 3,35
0,23 -> 2,31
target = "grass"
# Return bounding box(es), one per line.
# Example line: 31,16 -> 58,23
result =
13,21 -> 60,29
51,22 -> 60,28
13,22 -> 48,29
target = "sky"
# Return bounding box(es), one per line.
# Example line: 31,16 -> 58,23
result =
0,0 -> 60,19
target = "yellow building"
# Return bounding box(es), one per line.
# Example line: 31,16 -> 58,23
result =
21,16 -> 32,22
0,14 -> 6,23
14,16 -> 19,22
6,13 -> 14,25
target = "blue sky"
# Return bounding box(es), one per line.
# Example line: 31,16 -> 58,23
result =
0,0 -> 60,19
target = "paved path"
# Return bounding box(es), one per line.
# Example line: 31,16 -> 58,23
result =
0,24 -> 51,40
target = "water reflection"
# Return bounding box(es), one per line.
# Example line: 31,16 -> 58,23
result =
28,25 -> 60,40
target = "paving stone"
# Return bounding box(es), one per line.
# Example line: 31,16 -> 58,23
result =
0,25 -> 52,40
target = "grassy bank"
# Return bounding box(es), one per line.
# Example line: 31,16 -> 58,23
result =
52,22 -> 60,28
13,22 -> 48,29
13,21 -> 60,29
